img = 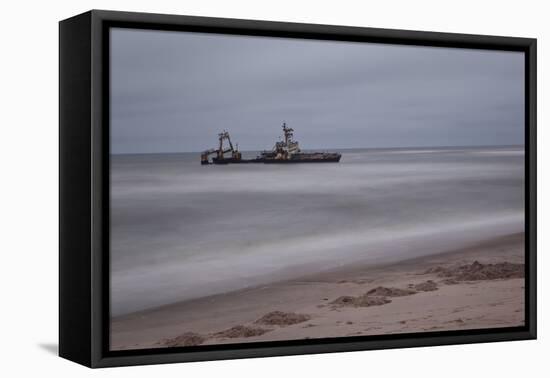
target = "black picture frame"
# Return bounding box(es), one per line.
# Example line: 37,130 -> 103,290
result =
59,9 -> 537,368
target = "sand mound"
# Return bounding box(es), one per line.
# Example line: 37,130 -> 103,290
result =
366,286 -> 416,297
255,311 -> 311,326
213,325 -> 271,338
441,278 -> 459,285
423,266 -> 447,274
161,332 -> 205,347
330,294 -> 391,307
414,280 -> 438,291
426,261 -> 524,281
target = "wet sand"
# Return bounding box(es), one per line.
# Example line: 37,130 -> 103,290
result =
111,233 -> 525,350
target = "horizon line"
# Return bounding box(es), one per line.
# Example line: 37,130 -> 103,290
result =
110,143 -> 525,156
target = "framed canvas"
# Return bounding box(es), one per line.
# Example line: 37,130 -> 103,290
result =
59,10 -> 537,368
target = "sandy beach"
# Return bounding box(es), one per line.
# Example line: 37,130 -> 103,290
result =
111,232 -> 525,350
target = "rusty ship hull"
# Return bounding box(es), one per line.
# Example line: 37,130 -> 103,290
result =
259,152 -> 341,163
211,157 -> 260,164
209,154 -> 341,164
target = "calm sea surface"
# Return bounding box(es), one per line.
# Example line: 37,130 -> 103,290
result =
110,146 -> 524,316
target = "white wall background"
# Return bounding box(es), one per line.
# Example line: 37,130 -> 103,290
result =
0,0 -> 546,376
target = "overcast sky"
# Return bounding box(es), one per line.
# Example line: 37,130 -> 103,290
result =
110,28 -> 524,154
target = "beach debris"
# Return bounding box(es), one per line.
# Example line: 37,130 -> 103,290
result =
160,332 -> 206,347
414,280 -> 439,292
366,286 -> 417,297
255,311 -> 311,326
424,261 -> 524,281
212,325 -> 271,339
330,294 -> 391,308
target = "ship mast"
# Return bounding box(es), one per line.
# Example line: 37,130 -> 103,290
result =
282,122 -> 294,146
217,130 -> 235,159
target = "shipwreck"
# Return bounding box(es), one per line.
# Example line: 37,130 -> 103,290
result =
201,123 -> 342,165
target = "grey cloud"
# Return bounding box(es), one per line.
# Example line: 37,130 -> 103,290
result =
110,28 -> 524,154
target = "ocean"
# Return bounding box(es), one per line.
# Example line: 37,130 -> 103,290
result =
110,146 -> 524,316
